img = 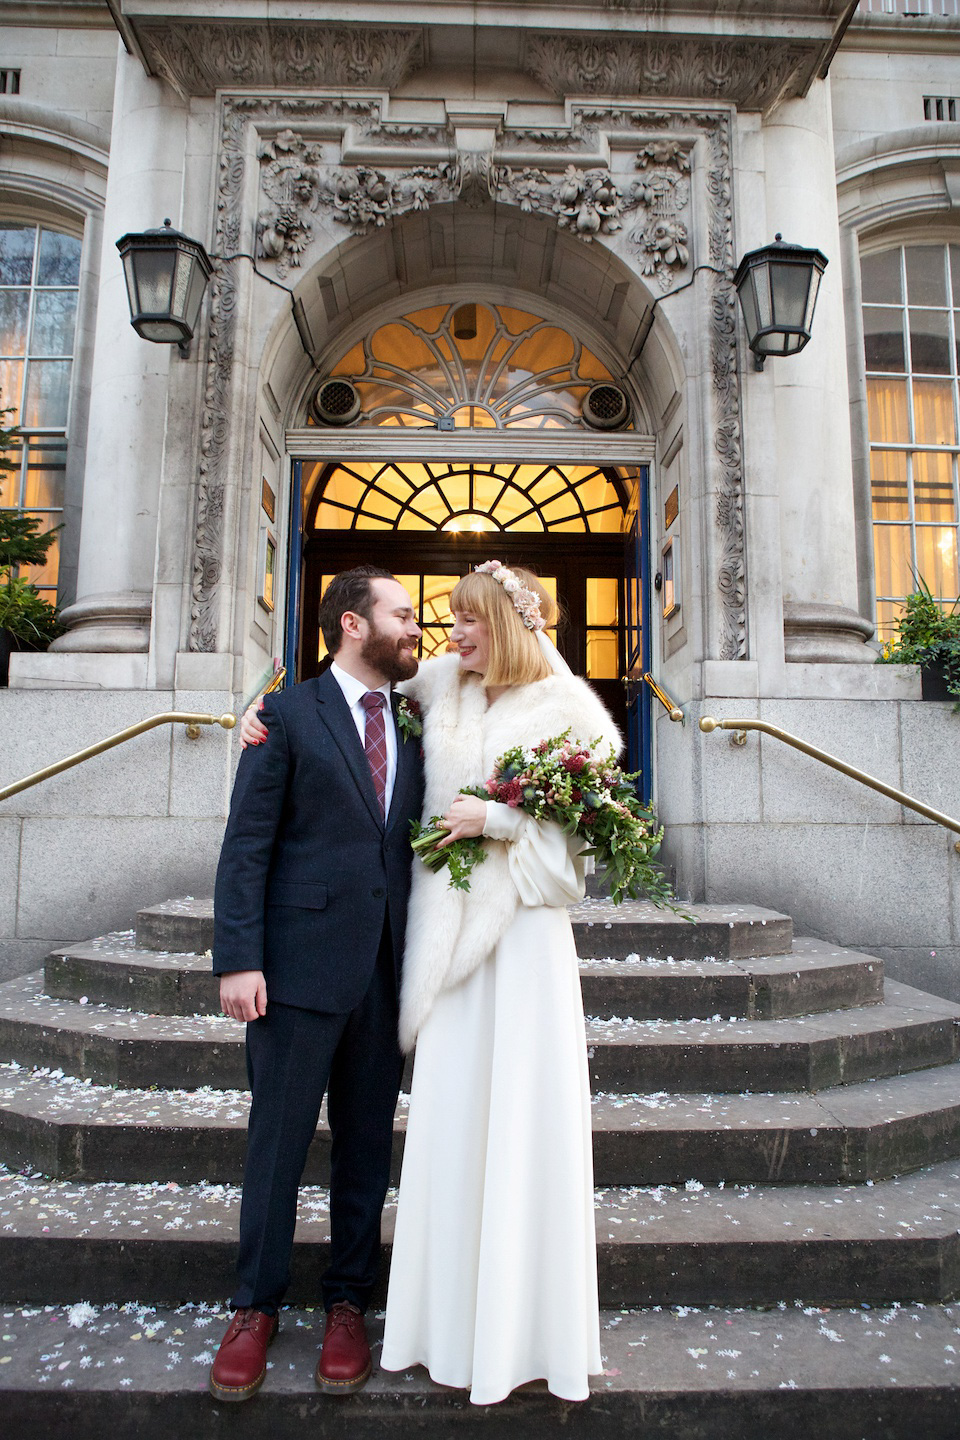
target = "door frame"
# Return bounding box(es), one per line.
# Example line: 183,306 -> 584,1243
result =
284,432 -> 657,782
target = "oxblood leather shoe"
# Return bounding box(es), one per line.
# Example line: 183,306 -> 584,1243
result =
208,1307 -> 279,1402
315,1302 -> 372,1394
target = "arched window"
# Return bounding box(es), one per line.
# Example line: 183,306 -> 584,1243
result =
860,242 -> 960,637
0,222 -> 82,597
308,302 -> 626,430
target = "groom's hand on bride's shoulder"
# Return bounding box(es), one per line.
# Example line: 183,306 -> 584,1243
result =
240,700 -> 269,749
220,970 -> 268,1021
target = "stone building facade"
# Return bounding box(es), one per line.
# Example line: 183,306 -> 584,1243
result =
1,1 -> 958,996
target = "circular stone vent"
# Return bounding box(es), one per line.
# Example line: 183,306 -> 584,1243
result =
312,378 -> 362,426
581,382 -> 630,431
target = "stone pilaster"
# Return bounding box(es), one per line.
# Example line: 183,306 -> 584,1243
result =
762,80 -> 874,663
51,52 -> 187,657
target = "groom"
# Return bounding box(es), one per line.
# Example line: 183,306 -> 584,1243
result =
209,567 -> 423,1401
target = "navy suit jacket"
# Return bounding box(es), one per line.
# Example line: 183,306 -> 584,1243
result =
212,669 -> 425,1013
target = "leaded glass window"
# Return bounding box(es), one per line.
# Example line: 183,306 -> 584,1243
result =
0,223 -> 82,596
310,303 -> 624,430
304,460 -> 630,534
861,243 -> 960,638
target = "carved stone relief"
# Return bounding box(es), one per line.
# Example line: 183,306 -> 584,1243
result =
521,34 -> 815,115
137,23 -> 425,98
256,133 -> 695,291
191,98 -> 746,661
258,130 -> 460,275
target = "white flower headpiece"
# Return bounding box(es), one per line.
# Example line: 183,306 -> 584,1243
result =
474,560 -> 546,631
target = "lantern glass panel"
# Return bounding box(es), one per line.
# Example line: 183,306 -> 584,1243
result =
738,272 -> 760,340
171,248 -> 193,321
133,247 -> 177,315
753,263 -> 773,329
770,262 -> 811,330
803,267 -> 824,331
138,319 -> 187,342
183,256 -> 209,335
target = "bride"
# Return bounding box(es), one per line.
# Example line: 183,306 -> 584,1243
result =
243,562 -> 619,1404
382,562 -> 617,1405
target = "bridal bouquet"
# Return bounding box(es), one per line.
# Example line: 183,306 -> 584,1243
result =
410,730 -> 674,906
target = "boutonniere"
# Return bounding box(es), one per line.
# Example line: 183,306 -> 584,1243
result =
396,695 -> 422,741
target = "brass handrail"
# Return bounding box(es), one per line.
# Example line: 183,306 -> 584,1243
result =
643,672 -> 684,722
0,711 -> 237,803
699,715 -> 960,839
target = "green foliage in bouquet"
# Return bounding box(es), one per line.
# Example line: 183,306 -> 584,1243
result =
877,574 -> 960,704
411,729 -> 687,913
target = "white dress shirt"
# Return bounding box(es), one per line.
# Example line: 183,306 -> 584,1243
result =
329,661 -> 398,817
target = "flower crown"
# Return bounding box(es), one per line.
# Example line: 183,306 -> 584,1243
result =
474,560 -> 546,632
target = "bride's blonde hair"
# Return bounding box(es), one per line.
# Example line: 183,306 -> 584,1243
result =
449,566 -> 556,688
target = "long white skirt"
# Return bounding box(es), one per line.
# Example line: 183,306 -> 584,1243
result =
380,901 -> 602,1405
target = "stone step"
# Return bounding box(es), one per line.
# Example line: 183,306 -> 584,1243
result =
1,971 -> 952,1095
136,896 -> 794,961
586,980 -> 960,1093
5,1062 -> 960,1187
3,1161 -> 960,1309
570,899 -> 793,959
43,932 -> 881,1022
136,898 -> 212,956
1,1300 -> 958,1439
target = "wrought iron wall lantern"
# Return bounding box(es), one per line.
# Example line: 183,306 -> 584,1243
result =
116,220 -> 213,356
734,235 -> 828,371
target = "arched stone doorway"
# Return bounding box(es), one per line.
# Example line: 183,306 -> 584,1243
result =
284,295 -> 655,774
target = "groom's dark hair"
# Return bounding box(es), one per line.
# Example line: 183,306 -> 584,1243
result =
319,565 -> 397,655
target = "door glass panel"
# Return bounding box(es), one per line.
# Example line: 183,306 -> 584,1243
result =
586,631 -> 618,679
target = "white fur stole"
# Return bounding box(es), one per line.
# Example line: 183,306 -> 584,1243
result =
397,655 -> 620,1052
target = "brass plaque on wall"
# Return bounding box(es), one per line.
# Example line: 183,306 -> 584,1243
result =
664,485 -> 679,529
261,478 -> 276,523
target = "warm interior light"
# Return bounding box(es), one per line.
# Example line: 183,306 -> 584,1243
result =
453,304 -> 478,340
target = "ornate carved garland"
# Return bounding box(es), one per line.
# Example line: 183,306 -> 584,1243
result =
191,98 -> 746,660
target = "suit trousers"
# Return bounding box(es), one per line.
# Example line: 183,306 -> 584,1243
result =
231,925 -> 403,1315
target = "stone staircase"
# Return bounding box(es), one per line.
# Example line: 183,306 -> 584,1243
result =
1,896 -> 960,1436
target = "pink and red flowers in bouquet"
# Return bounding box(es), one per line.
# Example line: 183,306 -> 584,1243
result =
410,730 -> 675,907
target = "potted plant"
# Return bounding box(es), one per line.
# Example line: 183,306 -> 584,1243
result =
0,412 -> 63,685
876,575 -> 960,706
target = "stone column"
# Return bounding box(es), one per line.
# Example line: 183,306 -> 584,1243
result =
52,50 -> 187,655
761,79 -> 873,663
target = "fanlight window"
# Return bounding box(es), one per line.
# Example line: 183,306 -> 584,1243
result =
304,460 -> 630,534
310,303 -> 624,430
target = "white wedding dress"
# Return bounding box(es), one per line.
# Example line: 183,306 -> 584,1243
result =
380,806 -> 602,1405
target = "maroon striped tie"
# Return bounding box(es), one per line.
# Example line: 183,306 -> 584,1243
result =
361,691 -> 387,819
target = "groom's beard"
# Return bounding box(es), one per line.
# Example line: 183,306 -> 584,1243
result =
361,621 -> 419,682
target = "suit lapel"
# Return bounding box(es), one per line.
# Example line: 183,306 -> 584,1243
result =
315,669 -> 384,828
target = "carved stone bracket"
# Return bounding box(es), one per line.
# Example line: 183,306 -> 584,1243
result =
521,33 -> 817,115
137,23 -> 424,98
